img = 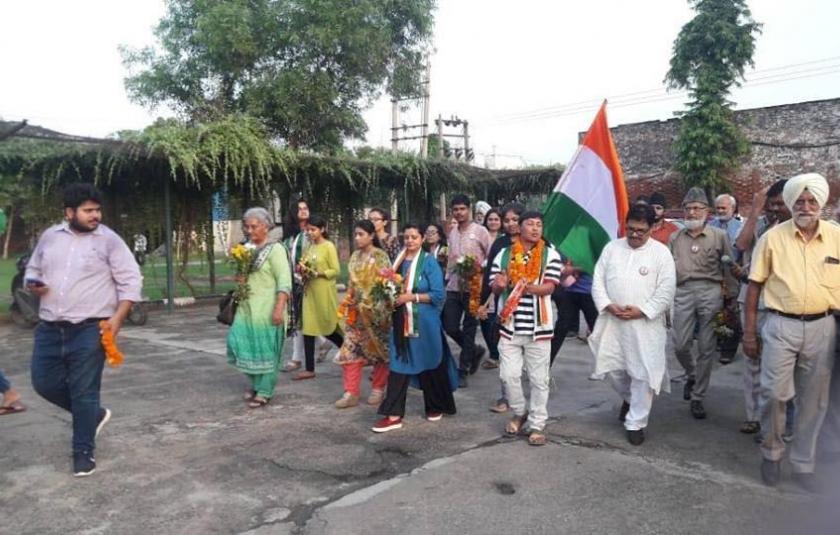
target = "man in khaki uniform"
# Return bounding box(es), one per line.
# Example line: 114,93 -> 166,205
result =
744,173 -> 840,491
669,187 -> 734,420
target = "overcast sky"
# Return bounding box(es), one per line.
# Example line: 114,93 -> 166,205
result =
2,0 -> 838,169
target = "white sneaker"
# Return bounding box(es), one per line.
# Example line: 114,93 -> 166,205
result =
588,372 -> 604,381
95,408 -> 112,439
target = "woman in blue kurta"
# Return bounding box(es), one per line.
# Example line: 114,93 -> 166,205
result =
373,224 -> 458,433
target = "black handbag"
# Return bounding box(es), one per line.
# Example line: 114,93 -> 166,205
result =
217,290 -> 237,325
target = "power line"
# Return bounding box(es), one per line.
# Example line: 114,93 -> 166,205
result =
483,65 -> 840,126
486,56 -> 840,124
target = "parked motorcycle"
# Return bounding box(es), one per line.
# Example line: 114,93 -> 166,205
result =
10,253 -> 39,328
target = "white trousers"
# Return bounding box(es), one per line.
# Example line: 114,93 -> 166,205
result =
608,371 -> 654,431
499,336 -> 550,431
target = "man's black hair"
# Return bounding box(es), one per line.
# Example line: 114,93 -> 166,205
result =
519,210 -> 543,223
626,203 -> 655,227
450,194 -> 471,208
63,183 -> 103,210
767,178 -> 788,198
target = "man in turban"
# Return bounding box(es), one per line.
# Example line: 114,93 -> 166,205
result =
669,187 -> 734,420
744,173 -> 840,491
649,191 -> 680,245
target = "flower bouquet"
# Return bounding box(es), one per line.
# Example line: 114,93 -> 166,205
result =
229,243 -> 256,303
452,254 -> 478,292
370,267 -> 403,308
297,253 -> 318,288
452,254 -> 483,316
713,308 -> 737,338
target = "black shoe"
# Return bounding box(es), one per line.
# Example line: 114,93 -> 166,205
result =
73,451 -> 96,477
458,374 -> 468,388
792,472 -> 820,493
618,401 -> 630,423
760,459 -> 780,486
96,407 -> 112,439
718,352 -> 735,365
469,347 -> 487,375
683,378 -> 695,401
626,429 -> 645,446
690,400 -> 706,419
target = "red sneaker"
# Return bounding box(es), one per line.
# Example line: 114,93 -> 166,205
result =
426,412 -> 443,422
371,416 -> 403,433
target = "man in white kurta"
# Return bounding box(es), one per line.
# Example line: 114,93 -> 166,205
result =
589,205 -> 677,445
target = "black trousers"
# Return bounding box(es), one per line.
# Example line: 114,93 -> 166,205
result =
378,356 -> 457,418
550,291 -> 598,365
443,291 -> 480,374
303,330 -> 344,372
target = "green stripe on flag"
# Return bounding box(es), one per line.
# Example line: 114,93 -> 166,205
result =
542,193 -> 612,275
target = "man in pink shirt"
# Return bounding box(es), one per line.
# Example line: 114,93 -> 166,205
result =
26,184 -> 142,477
444,194 -> 491,387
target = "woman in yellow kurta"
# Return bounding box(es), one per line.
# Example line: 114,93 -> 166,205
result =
294,215 -> 344,380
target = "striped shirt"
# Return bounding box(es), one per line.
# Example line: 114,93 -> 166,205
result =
490,242 -> 563,339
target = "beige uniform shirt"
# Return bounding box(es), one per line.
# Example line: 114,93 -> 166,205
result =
669,225 -> 733,286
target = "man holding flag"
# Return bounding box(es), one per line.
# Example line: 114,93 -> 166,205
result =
542,101 -> 630,376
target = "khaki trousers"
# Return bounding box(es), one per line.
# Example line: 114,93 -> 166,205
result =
672,280 -> 723,401
760,314 -> 836,473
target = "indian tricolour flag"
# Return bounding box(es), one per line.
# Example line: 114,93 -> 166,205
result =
542,101 -> 628,275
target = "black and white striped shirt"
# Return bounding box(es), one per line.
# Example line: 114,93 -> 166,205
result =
490,242 -> 563,339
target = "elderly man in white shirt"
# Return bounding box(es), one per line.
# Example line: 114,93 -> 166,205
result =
589,204 -> 677,445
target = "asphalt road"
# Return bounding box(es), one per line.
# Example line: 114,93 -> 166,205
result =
0,304 -> 834,534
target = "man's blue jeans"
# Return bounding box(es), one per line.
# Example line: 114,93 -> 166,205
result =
0,368 -> 10,393
31,321 -> 105,454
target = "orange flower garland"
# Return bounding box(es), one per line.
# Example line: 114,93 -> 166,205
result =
468,267 -> 483,317
507,238 -> 544,284
99,320 -> 124,368
337,291 -> 358,326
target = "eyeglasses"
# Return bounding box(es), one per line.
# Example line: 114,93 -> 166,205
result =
626,227 -> 650,236
684,206 -> 707,213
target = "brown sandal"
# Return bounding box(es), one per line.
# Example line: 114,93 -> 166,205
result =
292,370 -> 316,381
528,430 -> 547,446
482,360 -> 499,370
505,413 -> 528,435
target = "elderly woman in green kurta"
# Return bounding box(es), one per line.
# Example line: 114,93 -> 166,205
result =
226,208 -> 291,408
293,214 -> 344,380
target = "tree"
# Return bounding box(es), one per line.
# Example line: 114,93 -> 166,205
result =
121,0 -> 435,152
665,0 -> 761,193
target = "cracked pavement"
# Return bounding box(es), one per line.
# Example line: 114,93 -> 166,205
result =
0,304 -> 836,534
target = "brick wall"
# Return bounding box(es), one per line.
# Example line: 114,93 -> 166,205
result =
609,98 -> 840,214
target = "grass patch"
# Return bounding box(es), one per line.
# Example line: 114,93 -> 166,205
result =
0,254 -> 349,307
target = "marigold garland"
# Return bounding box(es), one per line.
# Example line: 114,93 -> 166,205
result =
99,320 -> 124,368
468,267 -> 483,317
507,238 -> 544,285
337,290 -> 358,326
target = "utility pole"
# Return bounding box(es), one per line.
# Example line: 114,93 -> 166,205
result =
419,60 -> 431,158
463,120 -> 470,159
391,99 -> 400,153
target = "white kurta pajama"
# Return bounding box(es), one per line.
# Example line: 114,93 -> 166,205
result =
588,238 -> 677,431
